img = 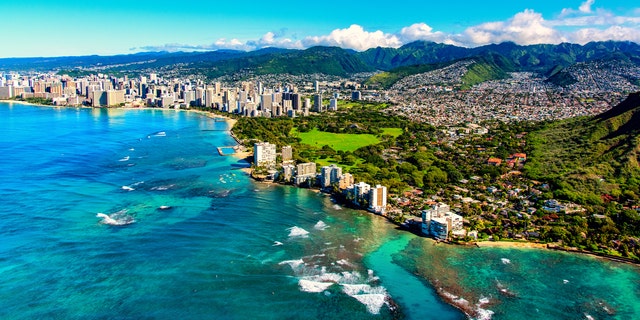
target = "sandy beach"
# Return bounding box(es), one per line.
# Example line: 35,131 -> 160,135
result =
474,241 -> 548,249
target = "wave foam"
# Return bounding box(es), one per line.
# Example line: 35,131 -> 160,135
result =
299,279 -> 334,293
441,289 -> 494,320
314,221 -> 329,230
279,259 -> 305,270
280,253 -> 390,315
352,294 -> 387,314
288,226 -> 310,238
475,307 -> 495,320
121,186 -> 134,191
96,210 -> 135,226
151,184 -> 174,191
118,156 -> 130,162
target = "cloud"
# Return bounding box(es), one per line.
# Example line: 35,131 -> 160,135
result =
559,0 -> 597,18
569,25 -> 640,44
461,9 -> 565,46
579,0 -> 595,13
302,24 -> 402,51
136,5 -> 640,54
246,31 -> 304,49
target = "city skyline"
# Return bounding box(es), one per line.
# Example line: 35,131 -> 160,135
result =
1,0 -> 639,58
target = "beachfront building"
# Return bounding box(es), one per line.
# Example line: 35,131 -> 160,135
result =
320,164 -> 342,188
295,162 -> 317,186
369,184 -> 387,214
352,182 -> 371,206
106,89 -> 125,106
421,203 -> 463,240
254,142 -> 277,168
282,164 -> 295,183
338,173 -> 354,190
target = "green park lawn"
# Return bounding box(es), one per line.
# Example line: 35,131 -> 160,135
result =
291,128 -> 379,151
291,127 -> 403,152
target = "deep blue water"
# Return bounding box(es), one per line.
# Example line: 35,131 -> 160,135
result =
1,102 -> 639,320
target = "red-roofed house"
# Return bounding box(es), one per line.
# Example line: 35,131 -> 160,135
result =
487,157 -> 502,166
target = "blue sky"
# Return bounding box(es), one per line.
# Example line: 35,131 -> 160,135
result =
1,0 -> 639,57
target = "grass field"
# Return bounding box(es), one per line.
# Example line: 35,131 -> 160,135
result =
314,157 -> 364,171
338,101 -> 388,110
381,128 -> 403,137
291,128 -> 380,151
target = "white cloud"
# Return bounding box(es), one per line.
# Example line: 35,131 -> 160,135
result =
579,0 -> 597,14
569,25 -> 640,44
396,23 -> 462,45
302,24 -> 402,51
246,32 -> 304,49
580,0 -> 596,13
461,9 -> 565,46
137,5 -> 640,53
550,10 -> 640,27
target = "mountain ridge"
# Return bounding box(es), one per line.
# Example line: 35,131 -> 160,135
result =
1,41 -> 639,82
525,91 -> 640,205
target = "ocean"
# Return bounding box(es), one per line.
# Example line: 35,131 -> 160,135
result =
1,102 -> 638,320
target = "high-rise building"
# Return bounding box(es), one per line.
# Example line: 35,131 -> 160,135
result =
369,185 -> 387,214
282,146 -> 293,162
320,164 -> 342,188
291,93 -> 301,110
352,182 -> 371,206
295,162 -> 317,186
106,89 -> 125,106
91,90 -> 107,107
329,98 -> 338,111
260,94 -> 273,114
296,162 -> 316,176
313,94 -> 322,112
338,173 -> 354,190
183,90 -> 196,106
254,142 -> 277,168
351,91 -> 361,101
205,88 -> 215,108
282,164 -> 295,183
421,203 -> 463,240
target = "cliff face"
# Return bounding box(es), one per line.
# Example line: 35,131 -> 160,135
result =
525,92 -> 640,205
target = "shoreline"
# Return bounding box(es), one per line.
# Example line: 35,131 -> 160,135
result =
473,240 -> 548,249
6,99 -> 637,266
473,240 -> 640,266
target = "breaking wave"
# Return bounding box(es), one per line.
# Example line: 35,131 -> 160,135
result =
288,226 -> 310,238
96,209 -> 135,226
314,221 -> 329,230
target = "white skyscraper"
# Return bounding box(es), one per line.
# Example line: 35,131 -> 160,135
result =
369,185 -> 388,214
254,142 -> 277,168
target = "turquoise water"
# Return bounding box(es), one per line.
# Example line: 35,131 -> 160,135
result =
1,102 -> 639,320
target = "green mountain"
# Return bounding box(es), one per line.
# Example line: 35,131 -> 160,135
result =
525,92 -> 640,205
365,63 -> 448,89
2,41 -> 639,80
459,54 -> 514,89
365,53 -> 514,89
357,40 -> 640,72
